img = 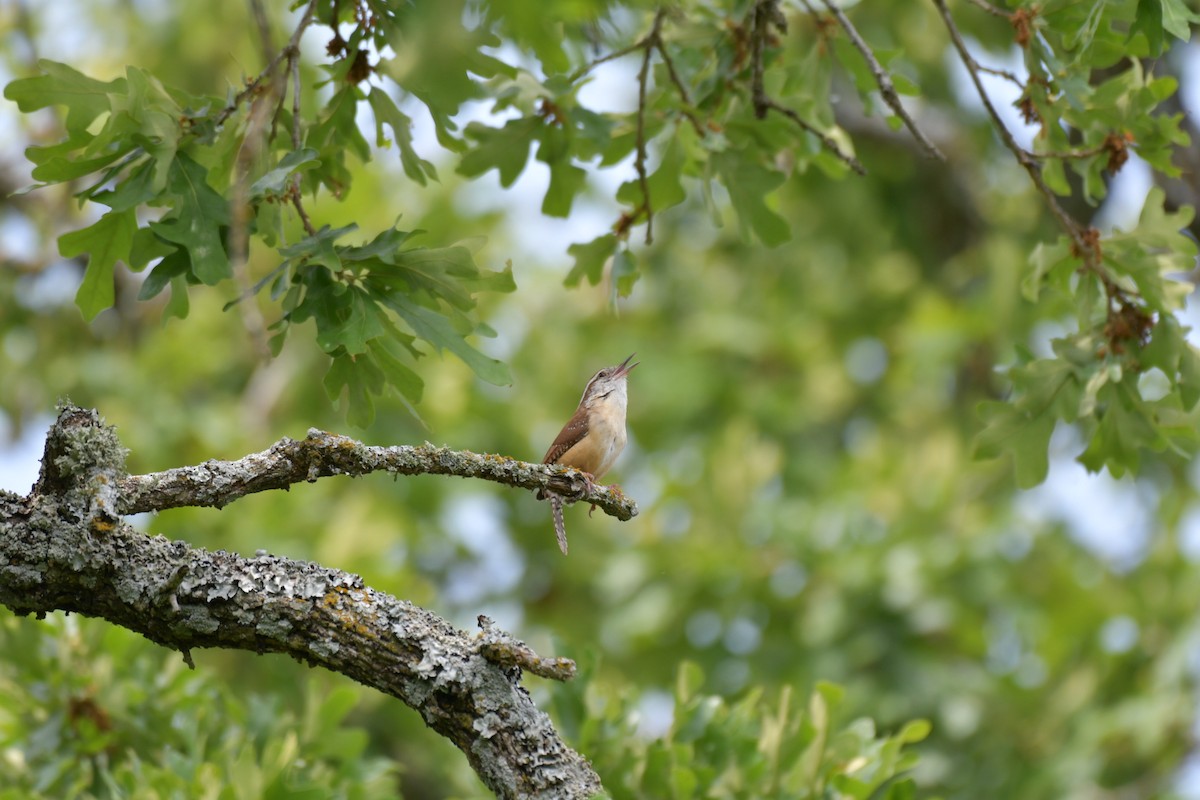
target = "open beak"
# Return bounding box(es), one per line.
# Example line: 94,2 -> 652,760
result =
616,353 -> 639,377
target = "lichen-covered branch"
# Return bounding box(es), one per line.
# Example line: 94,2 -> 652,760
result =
0,407 -> 604,799
118,428 -> 639,521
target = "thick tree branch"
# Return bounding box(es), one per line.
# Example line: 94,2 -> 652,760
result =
117,428 -> 638,521
0,406 -> 605,799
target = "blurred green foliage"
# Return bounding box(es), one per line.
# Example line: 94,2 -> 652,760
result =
3,0 -> 1200,798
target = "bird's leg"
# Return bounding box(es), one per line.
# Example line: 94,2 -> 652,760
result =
569,469 -> 596,501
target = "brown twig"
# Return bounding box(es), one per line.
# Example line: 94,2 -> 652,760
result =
932,0 -> 1141,342
567,40 -> 648,83
977,63 -> 1026,88
633,10 -> 666,245
750,0 -> 867,175
287,2 -> 319,237
229,92 -> 275,361
1025,143 -> 1108,160
213,48 -> 291,130
249,0 -> 274,59
819,0 -> 944,160
653,38 -> 706,137
964,0 -> 1013,18
570,9 -> 711,240
932,0 -> 1092,263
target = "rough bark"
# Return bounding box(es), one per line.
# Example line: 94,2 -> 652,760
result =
0,405 -> 622,799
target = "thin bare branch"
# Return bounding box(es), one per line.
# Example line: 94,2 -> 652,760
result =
568,40 -> 647,82
964,0 -> 1013,18
977,63 -> 1026,88
633,10 -> 666,245
1025,143 -> 1109,161
249,0 -> 275,60
819,0 -> 944,160
750,0 -> 866,175
229,83 -> 278,360
931,0 -> 1092,263
214,48 -> 291,129
653,39 -> 706,137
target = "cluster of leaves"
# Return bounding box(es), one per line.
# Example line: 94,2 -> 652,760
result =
553,660 -> 927,799
2,0 -> 927,425
3,54 -> 514,426
972,0 -> 1200,482
0,615 -> 398,799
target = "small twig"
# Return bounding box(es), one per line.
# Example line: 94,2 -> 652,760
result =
819,0 -> 944,160
477,616 -> 577,681
286,7 -> 319,238
765,100 -> 866,174
977,63 -> 1026,88
932,0 -> 1093,265
653,39 -> 706,137
964,0 -> 1013,18
567,40 -> 647,82
1025,143 -> 1108,160
750,0 -> 772,120
211,0 -> 316,131
633,10 -> 666,245
572,9 -> 708,239
249,0 -> 274,60
229,89 -> 275,361
213,48 -> 291,130
289,192 -> 318,237
289,52 -> 303,151
749,0 -> 867,175
934,1 -> 1135,346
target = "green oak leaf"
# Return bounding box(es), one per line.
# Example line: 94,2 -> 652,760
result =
713,152 -> 790,246
148,154 -> 230,284
565,234 -> 618,287
59,209 -> 137,321
367,88 -> 438,186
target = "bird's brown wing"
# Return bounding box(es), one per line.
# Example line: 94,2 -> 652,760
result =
543,406 -> 589,464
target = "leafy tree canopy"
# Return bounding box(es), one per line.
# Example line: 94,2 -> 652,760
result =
3,0 -> 1200,796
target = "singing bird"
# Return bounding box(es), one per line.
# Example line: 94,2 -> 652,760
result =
540,354 -> 637,554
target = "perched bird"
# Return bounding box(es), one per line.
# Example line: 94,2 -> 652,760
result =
540,354 -> 637,554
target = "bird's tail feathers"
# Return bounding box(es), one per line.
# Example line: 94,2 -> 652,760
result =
550,495 -> 569,555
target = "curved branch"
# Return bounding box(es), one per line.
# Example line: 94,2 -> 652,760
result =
930,0 -> 1092,262
750,0 -> 867,175
818,0 -> 944,160
1,406 -> 604,799
117,428 -> 639,522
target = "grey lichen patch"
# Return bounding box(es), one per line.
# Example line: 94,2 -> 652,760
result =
113,573 -> 147,606
35,406 -> 129,531
50,411 -> 128,481
309,636 -> 342,660
177,605 -> 220,634
473,711 -> 504,738
255,612 -> 295,640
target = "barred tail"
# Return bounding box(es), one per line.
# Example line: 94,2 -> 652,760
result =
550,495 -> 569,555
